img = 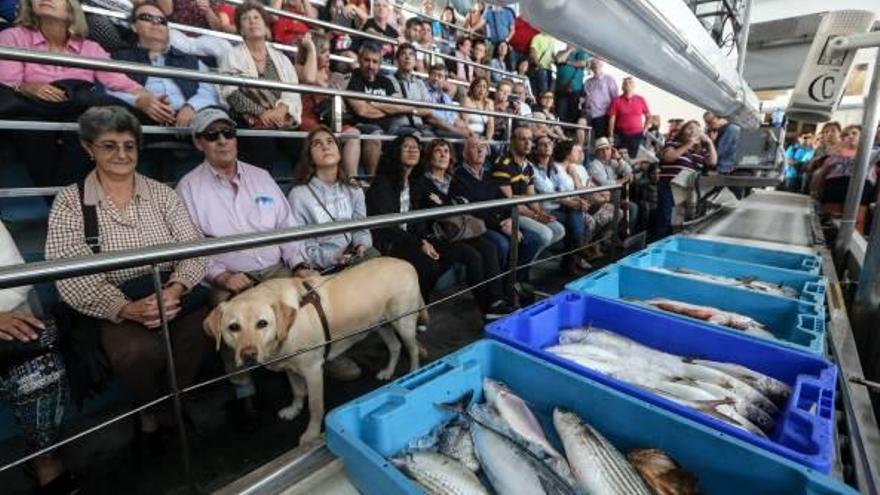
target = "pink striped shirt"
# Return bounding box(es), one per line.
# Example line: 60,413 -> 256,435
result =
0,26 -> 139,91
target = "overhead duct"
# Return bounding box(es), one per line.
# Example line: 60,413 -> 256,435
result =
493,0 -> 762,129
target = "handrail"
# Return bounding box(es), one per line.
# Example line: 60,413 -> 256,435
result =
0,46 -> 589,131
388,0 -> 484,40
0,119 -> 508,147
80,4 -> 476,91
0,184 -> 621,288
220,0 -> 523,81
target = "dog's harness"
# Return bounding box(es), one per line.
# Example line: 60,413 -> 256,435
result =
299,281 -> 332,358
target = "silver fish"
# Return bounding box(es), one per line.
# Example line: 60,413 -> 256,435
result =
484,378 -> 564,459
469,419 -> 575,495
392,451 -> 490,495
553,409 -> 651,495
438,422 -> 480,472
439,392 -> 578,495
686,358 -> 791,405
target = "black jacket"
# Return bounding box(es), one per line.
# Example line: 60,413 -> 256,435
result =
365,174 -> 428,253
448,164 -> 509,230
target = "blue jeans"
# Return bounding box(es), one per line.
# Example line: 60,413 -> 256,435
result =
484,227 -> 543,282
552,207 -> 589,248
533,69 -> 554,98
519,216 -> 565,257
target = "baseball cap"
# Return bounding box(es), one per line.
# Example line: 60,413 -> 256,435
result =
191,107 -> 236,137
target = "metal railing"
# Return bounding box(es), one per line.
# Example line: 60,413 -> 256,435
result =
388,0 -> 484,40
0,46 -> 588,136
0,183 -> 623,493
80,4 -> 478,92
218,0 -> 522,82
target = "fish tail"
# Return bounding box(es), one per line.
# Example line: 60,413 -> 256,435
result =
436,390 -> 474,415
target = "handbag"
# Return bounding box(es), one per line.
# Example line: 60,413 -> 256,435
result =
432,214 -> 487,242
0,316 -> 60,371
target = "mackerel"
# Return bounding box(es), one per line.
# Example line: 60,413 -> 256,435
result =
553,409 -> 651,495
392,452 -> 489,495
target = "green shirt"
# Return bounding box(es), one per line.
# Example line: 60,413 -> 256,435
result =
556,49 -> 590,93
530,34 -> 557,70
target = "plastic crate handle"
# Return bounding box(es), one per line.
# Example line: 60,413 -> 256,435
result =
802,258 -> 820,271
397,360 -> 457,392
796,314 -> 824,336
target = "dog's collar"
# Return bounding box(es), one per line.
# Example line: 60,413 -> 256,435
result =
300,281 -> 332,359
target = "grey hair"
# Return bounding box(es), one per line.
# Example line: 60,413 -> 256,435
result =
78,106 -> 143,146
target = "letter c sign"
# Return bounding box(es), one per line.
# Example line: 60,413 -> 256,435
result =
808,75 -> 836,103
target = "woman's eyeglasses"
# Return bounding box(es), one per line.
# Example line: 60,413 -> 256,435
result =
92,141 -> 138,155
198,128 -> 237,142
136,13 -> 168,26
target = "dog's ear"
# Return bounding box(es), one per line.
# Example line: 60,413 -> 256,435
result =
203,303 -> 225,351
273,302 -> 296,343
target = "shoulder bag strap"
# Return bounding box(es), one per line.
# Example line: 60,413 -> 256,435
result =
78,179 -> 101,254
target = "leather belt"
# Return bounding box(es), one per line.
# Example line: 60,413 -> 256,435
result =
299,281 -> 332,359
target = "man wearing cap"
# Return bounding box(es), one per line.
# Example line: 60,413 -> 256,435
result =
176,108 -> 358,431
588,137 -> 638,234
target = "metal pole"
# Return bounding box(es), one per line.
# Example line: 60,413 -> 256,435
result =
331,95 -> 344,134
852,191 -> 880,367
611,188 -> 623,256
507,206 -> 520,307
834,49 -> 880,260
151,266 -> 196,493
736,0 -> 754,77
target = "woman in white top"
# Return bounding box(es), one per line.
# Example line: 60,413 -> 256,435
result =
463,76 -> 494,139
219,1 -> 303,169
556,141 -> 619,249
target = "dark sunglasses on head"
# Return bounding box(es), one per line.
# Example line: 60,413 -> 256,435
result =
198,128 -> 237,141
136,13 -> 168,25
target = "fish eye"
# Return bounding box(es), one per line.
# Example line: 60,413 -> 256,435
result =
256,319 -> 268,329
228,322 -> 240,332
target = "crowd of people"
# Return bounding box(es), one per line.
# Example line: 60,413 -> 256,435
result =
0,1 -> 782,493
784,122 -> 880,235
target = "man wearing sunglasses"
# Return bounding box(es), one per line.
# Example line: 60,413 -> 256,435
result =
110,0 -> 220,127
177,107 -> 321,430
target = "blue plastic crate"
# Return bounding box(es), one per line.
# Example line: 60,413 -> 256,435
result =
653,235 -> 822,275
567,264 -> 827,355
485,292 -> 838,473
326,340 -> 850,494
619,248 -> 827,307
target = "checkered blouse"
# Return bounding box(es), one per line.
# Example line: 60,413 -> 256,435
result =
45,171 -> 207,322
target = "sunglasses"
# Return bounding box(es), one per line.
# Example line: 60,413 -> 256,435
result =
198,128 -> 237,141
136,13 -> 168,25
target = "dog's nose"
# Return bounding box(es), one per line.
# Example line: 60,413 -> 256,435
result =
240,346 -> 258,364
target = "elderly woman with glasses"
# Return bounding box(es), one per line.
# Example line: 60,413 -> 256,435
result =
45,106 -> 209,450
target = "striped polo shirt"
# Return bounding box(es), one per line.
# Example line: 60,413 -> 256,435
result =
491,154 -> 535,196
659,140 -> 708,180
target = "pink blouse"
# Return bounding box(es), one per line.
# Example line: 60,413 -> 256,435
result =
0,26 -> 139,92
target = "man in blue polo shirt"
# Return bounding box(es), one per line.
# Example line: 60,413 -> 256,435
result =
483,4 -> 516,61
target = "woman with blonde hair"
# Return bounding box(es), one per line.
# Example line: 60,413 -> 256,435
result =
296,32 -> 362,176
0,0 -> 160,186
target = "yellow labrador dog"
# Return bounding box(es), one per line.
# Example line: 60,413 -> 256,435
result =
203,257 -> 424,443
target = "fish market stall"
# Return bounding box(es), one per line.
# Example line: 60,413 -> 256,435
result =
215,190 -> 880,495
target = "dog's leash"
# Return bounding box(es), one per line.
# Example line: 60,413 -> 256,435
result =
298,280 -> 333,359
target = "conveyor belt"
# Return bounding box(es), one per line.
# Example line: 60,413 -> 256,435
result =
691,190 -> 816,247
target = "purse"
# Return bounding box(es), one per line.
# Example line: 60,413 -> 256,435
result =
432,214 -> 487,242
0,316 -> 60,371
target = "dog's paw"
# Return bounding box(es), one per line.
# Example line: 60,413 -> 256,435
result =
299,427 -> 321,445
277,402 -> 304,421
375,368 -> 395,381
